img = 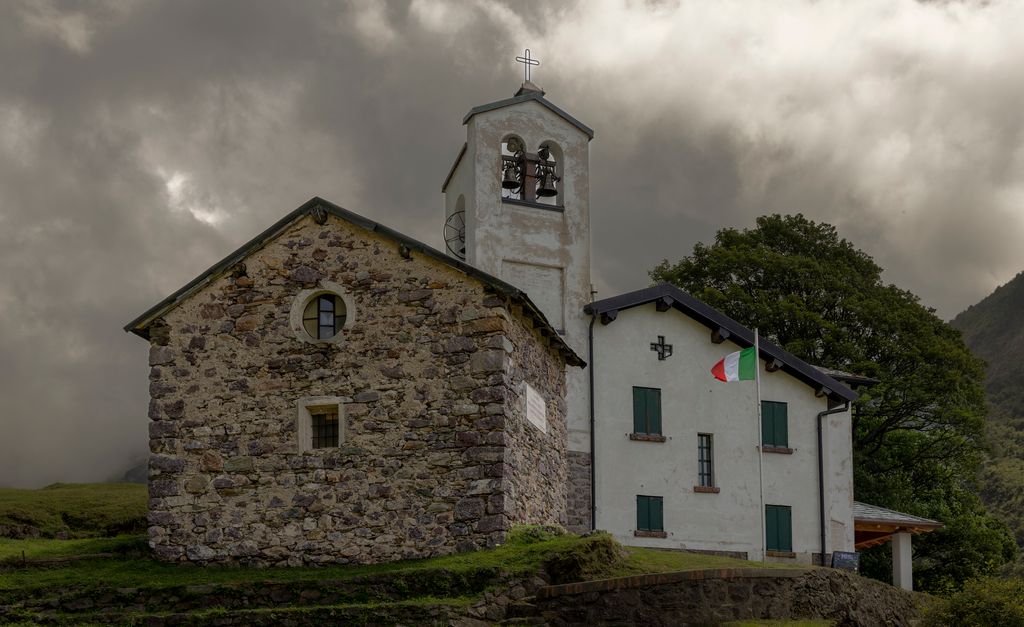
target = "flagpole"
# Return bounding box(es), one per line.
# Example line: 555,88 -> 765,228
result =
755,328 -> 766,561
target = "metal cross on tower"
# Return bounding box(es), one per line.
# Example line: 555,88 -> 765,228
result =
515,49 -> 540,82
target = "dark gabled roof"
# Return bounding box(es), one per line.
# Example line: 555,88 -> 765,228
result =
584,283 -> 858,403
441,142 -> 467,193
124,197 -> 584,367
463,83 -> 594,140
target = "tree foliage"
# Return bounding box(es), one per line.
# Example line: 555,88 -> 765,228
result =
952,271 -> 1024,575
651,214 -> 1016,591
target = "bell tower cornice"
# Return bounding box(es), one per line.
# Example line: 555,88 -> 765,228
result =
462,89 -> 594,141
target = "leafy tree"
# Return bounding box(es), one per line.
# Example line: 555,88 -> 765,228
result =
651,214 -> 1016,591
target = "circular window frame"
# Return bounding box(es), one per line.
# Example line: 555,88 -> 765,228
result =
289,282 -> 356,345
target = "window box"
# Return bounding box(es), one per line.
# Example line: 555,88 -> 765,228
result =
693,486 -> 720,494
762,445 -> 794,455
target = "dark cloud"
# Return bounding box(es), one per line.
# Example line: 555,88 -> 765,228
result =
2,0 -> 1023,487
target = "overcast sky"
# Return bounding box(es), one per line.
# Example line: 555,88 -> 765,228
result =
3,0 -> 1024,488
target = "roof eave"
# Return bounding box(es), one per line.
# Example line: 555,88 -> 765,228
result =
124,197 -> 586,368
585,283 -> 859,403
462,93 -> 594,140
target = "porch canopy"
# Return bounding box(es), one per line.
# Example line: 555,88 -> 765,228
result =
853,501 -> 943,591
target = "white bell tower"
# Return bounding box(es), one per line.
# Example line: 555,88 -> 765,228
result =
441,55 -> 594,529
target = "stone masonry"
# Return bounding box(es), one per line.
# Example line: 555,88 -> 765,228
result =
143,211 -> 573,565
565,451 -> 592,534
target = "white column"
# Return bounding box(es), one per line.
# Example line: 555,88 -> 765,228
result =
892,532 -> 913,590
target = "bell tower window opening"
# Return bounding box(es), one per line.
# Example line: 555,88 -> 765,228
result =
501,136 -> 525,201
535,142 -> 561,206
500,137 -> 561,206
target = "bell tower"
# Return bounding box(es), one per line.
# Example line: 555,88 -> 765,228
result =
442,53 -> 594,529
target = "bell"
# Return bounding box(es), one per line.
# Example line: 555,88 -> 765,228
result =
502,166 -> 521,190
537,173 -> 558,197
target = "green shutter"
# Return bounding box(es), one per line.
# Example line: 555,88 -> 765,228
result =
761,402 -> 788,447
779,506 -> 792,551
775,403 -> 788,448
766,505 -> 793,552
649,389 -> 662,435
650,497 -> 664,531
761,401 -> 773,445
633,388 -> 645,433
637,496 -> 649,530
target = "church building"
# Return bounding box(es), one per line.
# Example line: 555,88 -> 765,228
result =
126,62 -> 938,585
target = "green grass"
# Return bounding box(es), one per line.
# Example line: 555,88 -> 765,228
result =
0,532 -> 800,595
0,534 -> 145,561
0,483 -> 147,538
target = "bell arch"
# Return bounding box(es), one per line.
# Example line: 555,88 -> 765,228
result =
536,140 -> 563,206
501,134 -> 526,201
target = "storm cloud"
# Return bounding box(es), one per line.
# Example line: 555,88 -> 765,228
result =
2,0 -> 1023,487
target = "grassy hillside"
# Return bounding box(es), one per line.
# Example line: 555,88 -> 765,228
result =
951,271 -> 1024,574
0,483 -> 147,539
0,529 -> 804,625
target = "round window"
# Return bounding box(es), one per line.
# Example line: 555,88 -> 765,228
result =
302,294 -> 347,340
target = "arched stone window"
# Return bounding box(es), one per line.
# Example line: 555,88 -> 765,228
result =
535,140 -> 562,206
501,135 -> 525,201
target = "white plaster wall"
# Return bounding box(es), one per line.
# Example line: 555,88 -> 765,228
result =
445,96 -> 592,454
592,304 -> 854,562
826,410 -> 856,552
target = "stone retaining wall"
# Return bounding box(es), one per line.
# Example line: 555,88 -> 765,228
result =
534,567 -> 921,626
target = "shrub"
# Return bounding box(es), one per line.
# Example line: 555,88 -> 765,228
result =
504,524 -> 570,545
922,577 -> 1024,626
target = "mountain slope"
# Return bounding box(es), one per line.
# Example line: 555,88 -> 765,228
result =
952,271 -> 1024,573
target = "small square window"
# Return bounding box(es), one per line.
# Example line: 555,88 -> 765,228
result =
297,398 -> 344,453
311,411 -> 339,449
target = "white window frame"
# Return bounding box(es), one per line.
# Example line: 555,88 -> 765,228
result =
297,396 -> 345,453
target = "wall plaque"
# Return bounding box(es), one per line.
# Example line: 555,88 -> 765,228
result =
523,382 -> 547,434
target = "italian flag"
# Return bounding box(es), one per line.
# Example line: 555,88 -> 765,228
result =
711,347 -> 756,382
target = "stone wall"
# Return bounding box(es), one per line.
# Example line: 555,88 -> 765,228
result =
144,214 -> 571,565
565,451 -> 591,533
502,305 -> 569,527
534,567 -> 921,626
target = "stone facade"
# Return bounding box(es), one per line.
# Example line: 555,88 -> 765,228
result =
142,211 -> 572,565
565,451 -> 591,534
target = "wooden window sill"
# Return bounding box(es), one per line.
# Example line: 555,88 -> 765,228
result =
766,550 -> 796,558
634,530 -> 667,538
693,486 -> 720,494
762,445 -> 794,454
629,433 -> 667,443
